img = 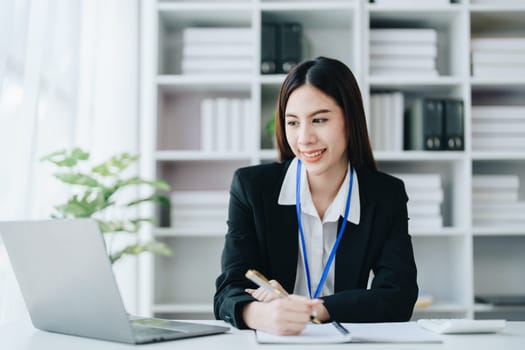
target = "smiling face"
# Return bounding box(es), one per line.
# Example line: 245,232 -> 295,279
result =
284,84 -> 348,179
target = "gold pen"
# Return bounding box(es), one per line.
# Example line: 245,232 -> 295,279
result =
245,269 -> 321,324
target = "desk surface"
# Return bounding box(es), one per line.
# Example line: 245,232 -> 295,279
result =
2,320 -> 525,350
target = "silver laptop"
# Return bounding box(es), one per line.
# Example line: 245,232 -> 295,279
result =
0,219 -> 229,344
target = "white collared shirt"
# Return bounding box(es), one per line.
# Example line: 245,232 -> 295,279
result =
278,158 -> 360,298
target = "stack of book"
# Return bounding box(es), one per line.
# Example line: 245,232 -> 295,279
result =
473,175 -> 525,228
471,37 -> 525,78
394,173 -> 443,230
369,92 -> 404,151
181,27 -> 253,75
369,28 -> 439,77
170,191 -> 229,231
200,98 -> 252,153
471,105 -> 525,151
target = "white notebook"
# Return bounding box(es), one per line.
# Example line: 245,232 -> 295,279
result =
256,321 -> 443,344
256,323 -> 351,344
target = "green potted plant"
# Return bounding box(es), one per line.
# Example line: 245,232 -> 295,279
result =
41,148 -> 171,264
266,110 -> 276,148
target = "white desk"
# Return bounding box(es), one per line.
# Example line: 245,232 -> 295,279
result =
2,320 -> 525,350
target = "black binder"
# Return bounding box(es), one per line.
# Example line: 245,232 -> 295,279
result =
261,22 -> 278,74
279,22 -> 302,73
443,99 -> 464,151
405,98 -> 444,151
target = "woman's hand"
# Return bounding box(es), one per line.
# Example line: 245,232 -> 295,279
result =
242,295 -> 324,335
245,279 -> 287,302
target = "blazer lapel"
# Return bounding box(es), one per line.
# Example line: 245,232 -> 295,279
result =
335,167 -> 376,292
263,161 -> 298,293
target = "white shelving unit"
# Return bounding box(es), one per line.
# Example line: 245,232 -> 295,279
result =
139,0 -> 525,321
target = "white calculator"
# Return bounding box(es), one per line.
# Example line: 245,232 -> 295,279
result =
417,319 -> 506,334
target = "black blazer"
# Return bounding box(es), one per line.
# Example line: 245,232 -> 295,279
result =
214,161 -> 418,329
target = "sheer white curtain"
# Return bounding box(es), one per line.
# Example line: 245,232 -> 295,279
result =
0,0 -> 140,325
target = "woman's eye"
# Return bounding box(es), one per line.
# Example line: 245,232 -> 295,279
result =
286,120 -> 298,126
313,118 -> 327,124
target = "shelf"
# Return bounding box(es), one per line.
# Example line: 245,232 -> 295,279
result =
141,0 -> 525,320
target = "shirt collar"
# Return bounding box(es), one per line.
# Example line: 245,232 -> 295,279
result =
278,158 -> 360,225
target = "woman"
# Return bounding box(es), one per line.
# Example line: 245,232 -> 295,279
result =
214,56 -> 418,335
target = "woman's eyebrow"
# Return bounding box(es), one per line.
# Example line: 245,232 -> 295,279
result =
285,109 -> 331,118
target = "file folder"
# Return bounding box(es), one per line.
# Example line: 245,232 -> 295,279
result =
405,98 -> 444,150
443,98 -> 464,150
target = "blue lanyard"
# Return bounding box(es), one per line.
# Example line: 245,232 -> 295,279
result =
295,159 -> 354,299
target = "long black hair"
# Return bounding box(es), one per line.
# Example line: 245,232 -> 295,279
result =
275,56 -> 376,171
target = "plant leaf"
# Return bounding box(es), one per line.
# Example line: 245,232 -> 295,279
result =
54,173 -> 103,187
126,194 -> 170,208
110,240 -> 171,264
40,148 -> 90,167
98,218 -> 152,234
92,153 -> 139,177
117,177 -> 170,191
55,192 -> 109,218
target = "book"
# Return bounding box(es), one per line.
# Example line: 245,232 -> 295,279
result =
370,67 -> 439,77
409,216 -> 443,228
471,37 -> 525,51
392,92 -> 404,151
472,52 -> 525,65
472,64 -> 525,79
471,106 -> 525,120
369,43 -> 437,57
183,43 -> 253,58
472,136 -> 525,149
181,58 -> 252,74
229,99 -> 243,152
407,189 -> 444,202
370,56 -> 436,69
407,203 -> 441,216
472,123 -> 525,134
182,27 -> 252,44
472,191 -> 519,203
370,28 -> 437,43
200,99 -> 215,151
394,173 -> 442,189
472,175 -> 519,189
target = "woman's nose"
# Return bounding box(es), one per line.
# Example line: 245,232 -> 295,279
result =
297,124 -> 315,145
